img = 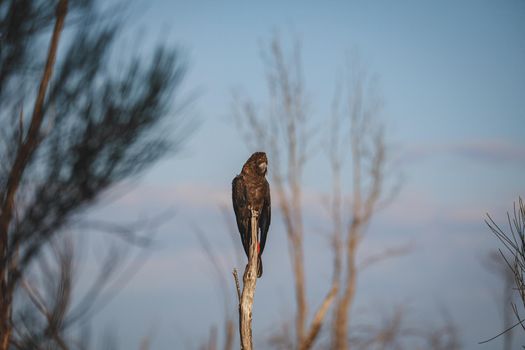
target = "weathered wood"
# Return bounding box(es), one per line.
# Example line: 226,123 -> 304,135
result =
238,208 -> 259,350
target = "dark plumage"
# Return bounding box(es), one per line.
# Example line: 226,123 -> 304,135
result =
232,152 -> 271,278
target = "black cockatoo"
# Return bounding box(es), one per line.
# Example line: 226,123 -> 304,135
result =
232,152 -> 271,278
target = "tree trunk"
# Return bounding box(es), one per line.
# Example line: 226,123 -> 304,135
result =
238,209 -> 259,350
0,308 -> 11,350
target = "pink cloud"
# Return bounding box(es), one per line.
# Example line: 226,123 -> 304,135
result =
103,182 -> 232,210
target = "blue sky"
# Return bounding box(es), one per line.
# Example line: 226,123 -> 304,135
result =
84,0 -> 525,349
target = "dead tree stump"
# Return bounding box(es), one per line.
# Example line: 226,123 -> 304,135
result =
234,207 -> 259,350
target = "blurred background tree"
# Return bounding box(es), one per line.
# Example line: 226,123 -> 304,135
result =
233,35 -> 400,350
0,0 -> 189,348
232,34 -> 463,350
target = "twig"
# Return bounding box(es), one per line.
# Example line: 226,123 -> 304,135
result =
233,269 -> 241,303
479,317 -> 525,344
358,243 -> 413,271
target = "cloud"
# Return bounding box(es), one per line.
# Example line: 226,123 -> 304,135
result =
452,139 -> 525,163
400,138 -> 525,165
112,183 -> 230,208
104,181 -> 486,239
103,181 -> 333,224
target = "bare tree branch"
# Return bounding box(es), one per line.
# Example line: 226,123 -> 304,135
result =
300,282 -> 338,350
234,35 -> 401,350
358,244 -> 413,271
330,52 -> 395,350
